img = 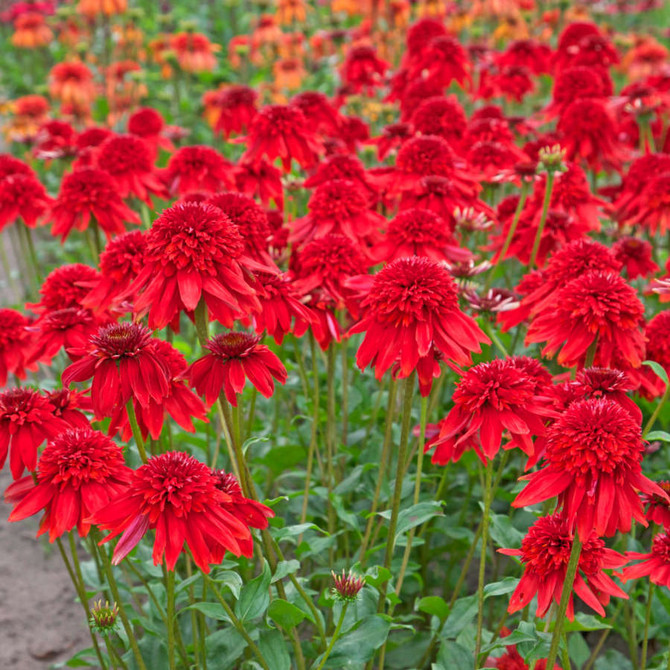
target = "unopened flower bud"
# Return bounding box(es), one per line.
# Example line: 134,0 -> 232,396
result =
331,570 -> 365,602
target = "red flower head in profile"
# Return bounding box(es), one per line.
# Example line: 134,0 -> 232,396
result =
206,192 -> 273,265
241,104 -> 323,171
0,154 -> 35,180
613,237 -> 659,280
409,35 -> 471,90
235,158 -> 284,209
0,309 -> 33,386
500,514 -> 627,620
640,483 -> 670,530
467,141 -> 528,183
29,264 -> 101,316
48,61 -> 96,111
403,17 -> 447,68
291,91 -> 342,137
130,202 -> 264,330
513,398 -> 668,538
97,134 -> 168,206
62,322 -> 171,420
411,96 -> 467,150
128,107 -> 173,157
205,85 -> 258,138
557,99 -> 629,173
33,119 -> 77,161
6,427 -> 131,541
165,145 -> 236,196
340,45 -> 389,93
350,256 -> 489,386
0,173 -> 52,230
170,32 -> 219,73
639,311 -> 670,399
90,451 -> 257,572
0,388 -> 68,479
525,271 -> 645,370
50,168 -> 141,242
73,126 -> 113,169
290,179 -> 385,252
82,230 -> 146,312
373,209 -> 470,265
395,79 -> 444,121
46,388 -> 91,431
211,469 -> 274,533
573,367 -> 642,424
371,122 -> 412,161
622,532 -> 670,589
187,332 -> 287,407
249,272 -> 314,344
554,22 -> 617,72
427,358 -> 557,466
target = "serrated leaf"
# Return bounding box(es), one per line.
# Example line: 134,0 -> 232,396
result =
268,598 -> 307,629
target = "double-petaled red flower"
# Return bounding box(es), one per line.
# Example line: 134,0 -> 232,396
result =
50,168 -> 141,242
128,107 -> 174,157
372,122 -> 412,160
613,237 -> 658,280
0,173 -> 52,230
303,154 -> 377,198
90,451 -> 258,571
411,96 -> 467,150
165,145 -> 236,196
62,322 -> 170,419
572,367 -> 642,424
621,532 -> 670,588
409,35 -> 471,90
500,514 -> 627,619
0,388 -> 68,479
543,66 -> 610,120
234,158 -> 284,209
640,311 -> 670,399
291,92 -> 342,137
0,309 -> 33,386
46,389 -> 91,431
513,398 -> 667,538
187,332 -> 287,407
29,264 -> 101,316
130,202 -> 264,330
206,85 -> 257,138
241,104 -> 322,171
0,154 -> 35,180
640,483 -> 670,529
427,358 -> 556,466
350,256 -> 489,385
6,427 -> 131,541
340,45 -> 389,93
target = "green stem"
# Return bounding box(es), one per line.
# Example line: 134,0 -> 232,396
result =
0,231 -> 18,299
125,400 -> 148,463
316,603 -> 349,670
326,345 -> 337,562
643,383 -> 670,438
341,338 -> 349,447
22,223 -> 42,283
483,319 -> 509,357
583,599 -> 626,670
194,298 -> 210,349
544,534 -> 582,670
641,580 -> 654,670
165,568 -> 176,670
528,172 -> 555,270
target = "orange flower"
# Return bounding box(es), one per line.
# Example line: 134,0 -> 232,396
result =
4,95 -> 50,143
276,0 -> 308,25
104,61 -> 147,122
252,15 -> 282,49
55,17 -> 86,48
170,32 -> 220,73
148,35 -> 173,77
77,0 -> 127,18
48,61 -> 97,112
11,12 -> 53,49
620,37 -> 669,82
331,0 -> 361,15
273,58 -> 306,91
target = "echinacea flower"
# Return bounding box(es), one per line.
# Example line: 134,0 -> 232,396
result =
187,332 -> 287,407
340,45 -> 389,93
0,309 -> 33,386
411,96 -> 467,150
621,532 -> 670,588
211,468 -> 273,532
500,514 -> 627,619
409,35 -> 471,90
46,388 -> 91,431
48,61 -> 96,111
50,168 -> 141,242
28,264 -> 101,316
165,145 -> 236,196
234,158 -> 284,209
291,91 -> 342,137
640,311 -> 670,398
573,367 -> 642,424
62,322 -> 171,419
0,173 -> 52,230
613,237 -> 659,280
130,202 -> 265,330
513,398 -> 667,538
0,388 -> 68,479
640,483 -> 670,529
5,427 -> 131,541
127,107 -> 173,157
170,32 -> 220,73
90,451 -> 258,571
331,569 -> 365,602
350,256 -> 489,384
204,85 -> 258,138
0,154 -> 35,180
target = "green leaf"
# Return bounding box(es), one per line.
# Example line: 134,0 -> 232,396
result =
435,641 -> 473,669
488,512 -> 524,548
645,430 -> 670,443
417,596 -> 449,621
272,559 -> 300,584
268,598 -> 307,629
184,602 -> 230,622
258,629 -> 291,670
235,560 -> 271,622
481,621 -> 538,655
322,615 -> 391,666
564,613 -> 611,632
205,628 -> 246,669
483,577 -> 519,599
210,570 -> 243,600
643,360 -> 669,386
365,566 -> 392,589
442,596 -> 477,639
394,501 -> 444,540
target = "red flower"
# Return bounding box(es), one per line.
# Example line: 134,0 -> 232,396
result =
622,532 -> 670,588
373,209 -> 470,265
500,514 -> 627,619
187,332 -> 287,407
0,388 -> 67,479
411,96 -> 467,150
82,230 -> 146,312
90,451 -> 257,571
234,158 -> 284,209
73,126 -> 113,169
0,154 -> 35,180
513,398 -> 667,538
395,79 -> 443,121
573,367 -> 642,424
62,322 -> 171,419
211,469 -> 273,532
613,237 -> 659,280
0,309 -> 33,386
350,256 -> 489,383
46,388 -> 91,430
0,173 -> 52,230
525,271 -> 645,369
409,35 -> 471,90
50,168 -> 141,242
165,145 -> 236,196
207,85 -> 258,138
97,134 -> 168,205
543,66 -> 611,120
554,23 -> 616,72
371,122 -> 412,161
640,311 -> 670,398
291,91 -> 342,137
427,358 -> 556,465
497,39 -> 552,76
127,107 -> 173,157
640,483 -> 670,529
28,263 -> 101,315
130,202 -> 263,330
302,154 -> 377,198
403,18 -> 447,68
241,104 -> 322,171
6,427 -> 131,541
620,171 -> 670,236
340,45 -> 389,93
467,141 -> 528,183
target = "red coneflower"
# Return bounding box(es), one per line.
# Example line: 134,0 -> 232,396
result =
28,264 -> 101,315
241,104 -> 323,171
204,85 -> 258,138
350,256 -> 489,384
620,172 -> 670,236
128,107 -> 174,157
500,514 -> 627,619
396,80 -> 443,120
0,173 -> 52,230
370,122 -> 412,161
130,202 -> 264,330
46,388 -> 91,431
33,119 -> 77,161
409,35 -> 471,90
97,134 -> 168,206
613,237 -> 659,280
621,532 -> 670,588
82,230 -> 146,312
0,388 -> 68,479
640,483 -> 670,529
403,17 -> 447,68
544,66 -> 611,120
411,96 -> 468,151
525,271 -> 645,369
468,141 -> 528,183
639,311 -> 670,398
62,322 -> 170,419
427,358 -> 556,465
303,154 -> 377,198
211,468 -> 273,534
613,154 -> 670,225
0,154 -> 35,180
498,39 -> 552,75
0,309 -> 33,387
170,32 -> 220,73
50,168 -> 141,242
48,61 -> 96,111
373,209 -> 470,265
554,22 -> 616,72
187,332 -> 287,407
234,158 -> 284,209
340,44 -> 389,93
6,427 -> 131,541
573,367 -> 642,424
291,91 -> 342,137
513,398 -> 667,538
73,126 -> 113,169
90,451 -> 257,571
165,145 -> 236,196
